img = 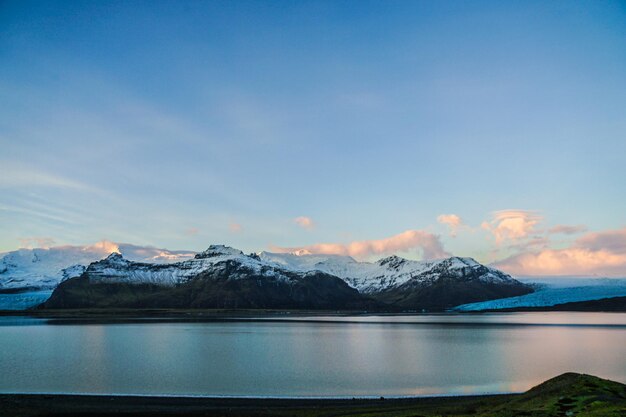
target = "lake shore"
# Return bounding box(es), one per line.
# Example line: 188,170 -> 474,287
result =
2,299 -> 625,321
0,392 -> 521,417
0,308 -> 393,321
2,373 -> 625,417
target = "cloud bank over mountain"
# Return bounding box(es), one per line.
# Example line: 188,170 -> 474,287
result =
494,227 -> 626,277
270,230 -> 450,260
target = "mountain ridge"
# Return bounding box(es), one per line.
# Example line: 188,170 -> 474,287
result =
42,246 -> 380,310
40,245 -> 532,311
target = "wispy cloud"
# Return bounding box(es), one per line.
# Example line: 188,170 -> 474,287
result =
437,214 -> 465,237
0,203 -> 80,225
185,227 -> 199,236
270,230 -> 450,260
294,216 -> 315,230
493,226 -> 626,276
229,222 -> 243,233
548,224 -> 588,235
0,162 -> 93,191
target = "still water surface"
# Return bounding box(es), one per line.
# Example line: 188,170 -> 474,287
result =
1,313 -> 625,397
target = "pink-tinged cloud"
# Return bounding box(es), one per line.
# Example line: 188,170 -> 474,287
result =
229,223 -> 243,233
270,230 -> 451,260
493,226 -> 626,277
508,236 -> 550,252
548,224 -> 588,235
481,210 -> 542,245
185,227 -> 199,236
82,240 -> 122,254
437,214 -> 464,237
574,228 -> 626,253
294,216 -> 315,230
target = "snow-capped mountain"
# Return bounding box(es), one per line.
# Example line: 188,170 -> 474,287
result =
259,251 -> 532,310
86,245 -> 291,286
42,245 -> 375,310
4,242 -> 534,311
40,246 -> 531,311
0,241 -> 196,292
259,252 -> 517,293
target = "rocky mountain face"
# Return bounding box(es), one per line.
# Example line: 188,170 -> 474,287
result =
42,246 -> 378,310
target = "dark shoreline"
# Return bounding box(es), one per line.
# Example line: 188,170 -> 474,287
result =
0,308 -> 394,320
0,392 -> 518,417
2,372 -> 626,417
2,294 -> 625,319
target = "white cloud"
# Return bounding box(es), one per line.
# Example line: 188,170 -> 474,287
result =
481,210 -> 542,245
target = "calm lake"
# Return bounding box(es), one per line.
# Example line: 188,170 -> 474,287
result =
1,312 -> 625,397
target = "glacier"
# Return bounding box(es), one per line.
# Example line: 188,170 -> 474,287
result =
0,290 -> 53,311
454,278 -> 626,311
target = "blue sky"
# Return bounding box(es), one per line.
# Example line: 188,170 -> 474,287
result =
1,1 -> 625,275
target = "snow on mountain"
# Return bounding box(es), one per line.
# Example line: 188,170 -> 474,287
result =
1,242 -> 528,311
454,278 -> 626,311
86,245 -> 294,286
44,245 -> 376,310
1,241 -> 518,295
258,252 -> 515,293
0,241 -> 196,291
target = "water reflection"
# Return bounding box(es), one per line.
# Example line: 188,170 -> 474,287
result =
0,313 -> 624,397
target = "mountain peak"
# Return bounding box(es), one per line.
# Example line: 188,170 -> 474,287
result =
194,245 -> 244,259
440,256 -> 480,268
99,252 -> 129,267
105,252 -> 124,260
376,255 -> 408,269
